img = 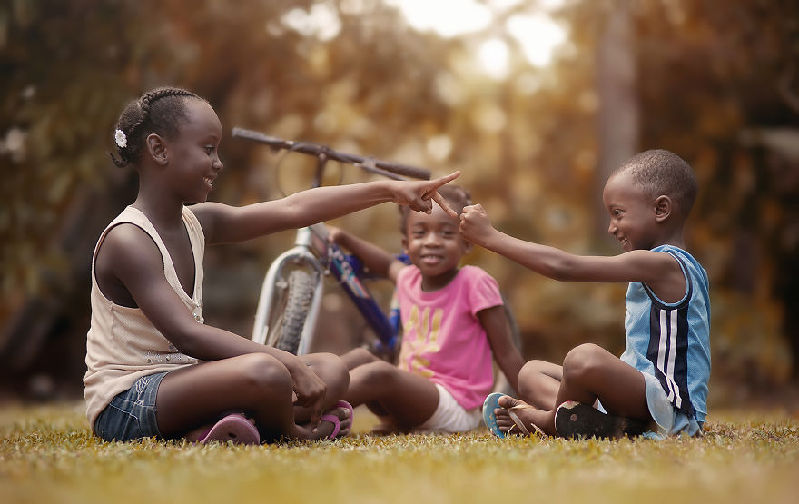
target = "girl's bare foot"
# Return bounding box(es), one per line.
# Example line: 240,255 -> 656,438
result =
293,402 -> 353,441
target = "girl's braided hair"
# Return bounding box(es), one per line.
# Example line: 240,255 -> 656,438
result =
111,87 -> 206,167
398,183 -> 472,234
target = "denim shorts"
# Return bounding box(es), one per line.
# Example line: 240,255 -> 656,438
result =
93,371 -> 168,442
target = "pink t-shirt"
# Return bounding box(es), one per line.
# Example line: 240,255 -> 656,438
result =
395,265 -> 503,410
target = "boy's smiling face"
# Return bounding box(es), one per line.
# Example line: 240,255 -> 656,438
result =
403,204 -> 470,290
602,171 -> 660,252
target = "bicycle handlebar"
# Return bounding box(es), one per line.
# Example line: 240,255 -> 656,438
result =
232,127 -> 431,180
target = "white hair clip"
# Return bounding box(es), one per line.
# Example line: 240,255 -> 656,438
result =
114,129 -> 127,148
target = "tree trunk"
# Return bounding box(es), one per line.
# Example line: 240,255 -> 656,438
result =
595,1 -> 638,240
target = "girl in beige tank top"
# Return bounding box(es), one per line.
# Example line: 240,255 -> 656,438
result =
86,87 -> 459,443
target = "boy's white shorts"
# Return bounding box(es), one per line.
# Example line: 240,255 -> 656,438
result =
417,384 -> 482,433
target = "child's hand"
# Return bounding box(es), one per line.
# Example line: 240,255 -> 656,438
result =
291,363 -> 328,421
392,171 -> 460,217
326,225 -> 344,245
459,203 -> 498,248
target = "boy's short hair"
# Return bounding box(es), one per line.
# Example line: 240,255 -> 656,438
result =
398,184 -> 471,234
614,149 -> 697,216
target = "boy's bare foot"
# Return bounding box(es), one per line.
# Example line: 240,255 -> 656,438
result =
496,396 -> 555,436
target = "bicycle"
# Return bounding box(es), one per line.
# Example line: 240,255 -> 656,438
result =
232,127 -> 429,356
232,127 -> 521,395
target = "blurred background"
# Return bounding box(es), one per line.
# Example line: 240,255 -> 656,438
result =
1,0 -> 797,409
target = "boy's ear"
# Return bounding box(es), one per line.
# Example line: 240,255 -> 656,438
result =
146,133 -> 168,165
654,195 -> 672,222
401,235 -> 409,252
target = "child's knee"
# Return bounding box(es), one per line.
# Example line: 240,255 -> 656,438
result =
356,360 -> 397,385
562,343 -> 604,382
237,353 -> 292,394
342,347 -> 378,368
519,360 -> 547,381
352,347 -> 378,364
310,353 -> 350,391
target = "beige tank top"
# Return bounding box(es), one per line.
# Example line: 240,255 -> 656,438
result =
84,205 -> 203,426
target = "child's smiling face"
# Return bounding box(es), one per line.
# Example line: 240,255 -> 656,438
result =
166,99 -> 224,204
403,204 -> 470,290
602,171 -> 659,252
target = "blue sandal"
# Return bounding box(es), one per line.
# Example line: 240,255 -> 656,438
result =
482,392 -> 507,439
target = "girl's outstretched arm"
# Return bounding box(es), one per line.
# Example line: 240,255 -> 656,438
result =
194,172 -> 460,244
459,204 -> 685,301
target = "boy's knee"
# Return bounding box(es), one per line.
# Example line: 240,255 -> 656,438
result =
238,353 -> 292,393
519,360 -> 547,381
517,360 -> 547,395
562,343 -> 604,382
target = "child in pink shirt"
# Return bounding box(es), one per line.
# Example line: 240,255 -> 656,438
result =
331,185 -> 524,432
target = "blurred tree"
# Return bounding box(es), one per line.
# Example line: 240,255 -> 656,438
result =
1,0 -> 797,402
633,0 -> 799,384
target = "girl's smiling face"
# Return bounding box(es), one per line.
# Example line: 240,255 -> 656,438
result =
166,99 -> 224,204
403,204 -> 470,291
602,171 -> 660,252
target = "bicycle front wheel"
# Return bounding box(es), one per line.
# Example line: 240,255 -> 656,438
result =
265,269 -> 316,354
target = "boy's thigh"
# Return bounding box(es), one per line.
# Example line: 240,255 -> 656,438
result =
564,343 -> 649,420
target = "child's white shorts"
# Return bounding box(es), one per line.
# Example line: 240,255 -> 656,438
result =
417,384 -> 482,433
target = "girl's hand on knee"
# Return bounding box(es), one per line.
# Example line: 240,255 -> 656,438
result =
291,365 -> 327,422
391,171 -> 460,217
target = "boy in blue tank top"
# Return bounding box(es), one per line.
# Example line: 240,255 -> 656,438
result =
461,149 -> 710,439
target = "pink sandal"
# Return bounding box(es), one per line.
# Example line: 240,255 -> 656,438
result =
196,413 -> 260,445
320,400 -> 353,440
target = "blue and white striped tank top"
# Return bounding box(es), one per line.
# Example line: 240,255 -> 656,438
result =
620,245 -> 711,423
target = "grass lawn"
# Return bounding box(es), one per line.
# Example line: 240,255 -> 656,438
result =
1,402 -> 798,504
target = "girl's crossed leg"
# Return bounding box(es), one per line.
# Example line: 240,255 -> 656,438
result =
344,349 -> 439,430
155,352 -> 351,442
496,343 -> 651,436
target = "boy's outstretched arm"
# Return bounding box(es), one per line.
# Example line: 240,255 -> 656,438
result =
459,204 -> 684,293
478,305 -> 524,394
328,227 -> 407,283
194,172 -> 460,244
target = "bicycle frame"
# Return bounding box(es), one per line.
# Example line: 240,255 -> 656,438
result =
309,224 -> 398,352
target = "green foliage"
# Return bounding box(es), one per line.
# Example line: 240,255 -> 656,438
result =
1,403 -> 799,504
